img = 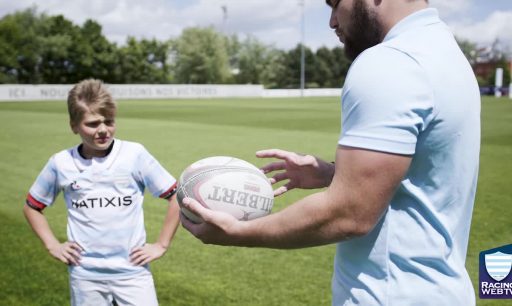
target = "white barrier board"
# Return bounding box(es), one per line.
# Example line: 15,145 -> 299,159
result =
0,84 -> 265,101
0,84 -> 342,101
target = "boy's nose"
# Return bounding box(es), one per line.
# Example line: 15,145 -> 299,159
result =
98,123 -> 107,133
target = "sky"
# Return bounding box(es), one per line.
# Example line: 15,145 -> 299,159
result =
1,0 -> 511,53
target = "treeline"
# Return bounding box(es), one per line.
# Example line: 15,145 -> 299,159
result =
0,8 -> 352,88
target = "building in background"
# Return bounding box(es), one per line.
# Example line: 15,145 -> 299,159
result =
471,41 -> 512,96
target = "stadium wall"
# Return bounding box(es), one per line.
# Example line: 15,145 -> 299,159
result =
263,88 -> 342,97
0,84 -> 341,101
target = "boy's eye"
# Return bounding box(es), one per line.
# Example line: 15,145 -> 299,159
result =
84,119 -> 115,128
85,122 -> 100,128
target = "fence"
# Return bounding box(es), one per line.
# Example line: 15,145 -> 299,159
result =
0,84 -> 342,102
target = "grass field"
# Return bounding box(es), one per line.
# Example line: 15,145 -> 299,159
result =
0,96 -> 510,305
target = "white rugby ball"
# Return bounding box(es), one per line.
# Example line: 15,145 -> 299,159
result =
177,156 -> 274,223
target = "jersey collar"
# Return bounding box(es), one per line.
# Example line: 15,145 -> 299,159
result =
72,139 -> 122,172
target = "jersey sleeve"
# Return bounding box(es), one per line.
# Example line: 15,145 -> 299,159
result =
26,156 -> 60,210
137,146 -> 177,199
339,46 -> 436,155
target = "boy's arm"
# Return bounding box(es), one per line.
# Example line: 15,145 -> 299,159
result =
23,204 -> 82,265
130,195 -> 180,266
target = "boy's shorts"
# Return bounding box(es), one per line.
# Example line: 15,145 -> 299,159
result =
70,273 -> 158,306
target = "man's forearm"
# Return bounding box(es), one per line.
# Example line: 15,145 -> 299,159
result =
234,190 -> 357,249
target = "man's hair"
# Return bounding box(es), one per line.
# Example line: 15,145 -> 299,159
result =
67,79 -> 116,126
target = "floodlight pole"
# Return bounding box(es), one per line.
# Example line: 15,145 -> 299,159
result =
299,0 -> 305,97
221,5 -> 228,34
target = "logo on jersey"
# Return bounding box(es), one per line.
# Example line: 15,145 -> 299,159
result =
480,244 -> 512,299
71,196 -> 133,209
70,181 -> 81,190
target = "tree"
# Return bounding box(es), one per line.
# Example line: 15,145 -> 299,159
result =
225,34 -> 241,81
76,19 -> 118,83
276,44 -> 315,88
312,47 -> 334,88
328,46 -> 351,87
260,49 -> 287,89
38,14 -> 81,83
0,7 -> 46,83
0,9 -> 356,87
171,27 -> 231,84
456,38 -> 478,66
115,37 -> 171,83
0,9 -> 121,84
235,36 -> 272,84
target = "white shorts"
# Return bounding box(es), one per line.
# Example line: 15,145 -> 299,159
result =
70,273 -> 159,306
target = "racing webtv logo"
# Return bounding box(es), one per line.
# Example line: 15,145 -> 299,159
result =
480,244 -> 512,299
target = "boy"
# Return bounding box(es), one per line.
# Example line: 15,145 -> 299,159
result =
24,79 -> 180,306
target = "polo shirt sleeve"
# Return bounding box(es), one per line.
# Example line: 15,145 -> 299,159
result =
27,156 -> 60,210
339,46 -> 436,155
137,146 -> 177,199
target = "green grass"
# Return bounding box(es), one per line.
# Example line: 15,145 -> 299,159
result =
0,96 -> 510,305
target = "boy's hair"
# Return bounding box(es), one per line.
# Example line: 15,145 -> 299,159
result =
67,79 -> 116,126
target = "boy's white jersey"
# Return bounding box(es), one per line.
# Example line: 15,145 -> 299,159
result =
27,139 -> 177,280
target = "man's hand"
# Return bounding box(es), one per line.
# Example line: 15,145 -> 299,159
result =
130,243 -> 168,266
256,149 -> 335,196
48,241 -> 83,265
180,197 -> 242,246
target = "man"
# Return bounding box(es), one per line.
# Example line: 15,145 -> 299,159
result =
181,0 -> 480,304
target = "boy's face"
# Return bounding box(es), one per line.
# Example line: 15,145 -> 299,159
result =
71,110 -> 116,158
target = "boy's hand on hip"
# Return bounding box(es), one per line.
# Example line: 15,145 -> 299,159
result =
48,241 -> 83,266
130,243 -> 167,266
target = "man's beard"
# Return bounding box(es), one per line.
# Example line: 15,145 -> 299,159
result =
343,0 -> 383,61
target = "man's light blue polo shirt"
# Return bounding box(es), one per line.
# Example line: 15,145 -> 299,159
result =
334,8 -> 480,305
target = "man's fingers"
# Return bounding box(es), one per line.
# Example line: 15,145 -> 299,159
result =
182,197 -> 212,221
260,161 -> 287,174
270,172 -> 289,185
274,185 -> 290,196
256,149 -> 293,161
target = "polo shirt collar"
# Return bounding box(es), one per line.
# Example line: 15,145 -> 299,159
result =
383,8 -> 441,42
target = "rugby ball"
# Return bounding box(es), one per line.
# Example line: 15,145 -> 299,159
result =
177,156 -> 274,223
